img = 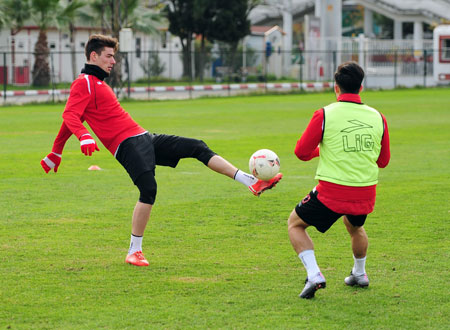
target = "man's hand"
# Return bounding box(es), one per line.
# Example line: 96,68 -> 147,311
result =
41,152 -> 62,173
80,134 -> 100,156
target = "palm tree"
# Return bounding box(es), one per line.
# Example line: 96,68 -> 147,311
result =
59,0 -> 87,80
80,0 -> 161,92
81,0 -> 160,36
29,0 -> 85,86
0,3 -> 8,29
1,0 -> 31,84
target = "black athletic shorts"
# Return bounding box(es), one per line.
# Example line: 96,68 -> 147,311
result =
115,132 -> 216,183
295,189 -> 367,233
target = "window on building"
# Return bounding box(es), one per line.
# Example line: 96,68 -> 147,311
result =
440,36 -> 450,63
403,22 -> 413,40
136,38 -> 141,58
161,31 -> 167,48
423,23 -> 433,39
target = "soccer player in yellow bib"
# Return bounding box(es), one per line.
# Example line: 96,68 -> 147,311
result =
288,62 -> 391,298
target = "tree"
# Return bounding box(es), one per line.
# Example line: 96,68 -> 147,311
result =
79,0 -> 108,33
1,0 -> 31,84
210,1 -> 250,46
140,52 -> 166,78
193,38 -> 213,81
0,0 -> 30,31
165,0 -> 196,79
165,0 -> 257,80
80,0 -> 161,92
192,0 -> 215,81
0,4 -> 6,29
208,0 -> 253,78
29,0 -> 85,86
30,0 -> 58,86
62,0 -> 88,80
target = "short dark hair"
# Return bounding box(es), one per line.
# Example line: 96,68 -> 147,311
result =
334,61 -> 365,94
85,34 -> 119,61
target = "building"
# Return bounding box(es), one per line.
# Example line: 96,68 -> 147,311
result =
1,0 -> 449,87
0,24 -> 183,85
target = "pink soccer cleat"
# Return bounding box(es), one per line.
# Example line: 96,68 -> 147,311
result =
249,173 -> 283,196
125,251 -> 149,267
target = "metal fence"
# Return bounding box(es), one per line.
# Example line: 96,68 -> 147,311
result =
0,41 -> 445,103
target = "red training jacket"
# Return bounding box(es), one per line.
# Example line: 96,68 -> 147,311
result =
51,73 -> 145,155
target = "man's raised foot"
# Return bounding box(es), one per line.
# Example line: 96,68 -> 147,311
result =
249,173 -> 283,196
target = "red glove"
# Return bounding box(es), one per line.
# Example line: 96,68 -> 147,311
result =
80,134 -> 100,156
41,152 -> 62,173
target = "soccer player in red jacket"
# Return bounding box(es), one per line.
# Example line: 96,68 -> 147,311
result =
288,62 -> 390,298
41,34 -> 282,266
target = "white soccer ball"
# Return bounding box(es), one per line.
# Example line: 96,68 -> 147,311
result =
249,149 -> 281,181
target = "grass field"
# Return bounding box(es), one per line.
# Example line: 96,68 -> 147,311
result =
0,88 -> 449,329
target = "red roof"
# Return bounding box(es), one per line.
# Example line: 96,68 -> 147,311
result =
251,25 -> 285,36
251,26 -> 274,34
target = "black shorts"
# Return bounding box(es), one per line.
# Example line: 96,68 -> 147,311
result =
295,189 -> 367,233
115,132 -> 216,183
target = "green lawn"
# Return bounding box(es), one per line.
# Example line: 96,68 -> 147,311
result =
0,88 -> 449,329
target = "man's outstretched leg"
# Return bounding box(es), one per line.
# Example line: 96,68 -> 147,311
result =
153,136 -> 282,196
343,215 -> 369,287
288,210 -> 326,299
207,155 -> 282,196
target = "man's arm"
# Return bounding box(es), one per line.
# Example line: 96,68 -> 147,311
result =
62,77 -> 100,156
52,121 -> 73,154
377,114 -> 390,168
41,118 -> 75,173
41,78 -> 98,173
62,78 -> 92,138
294,109 -> 323,161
